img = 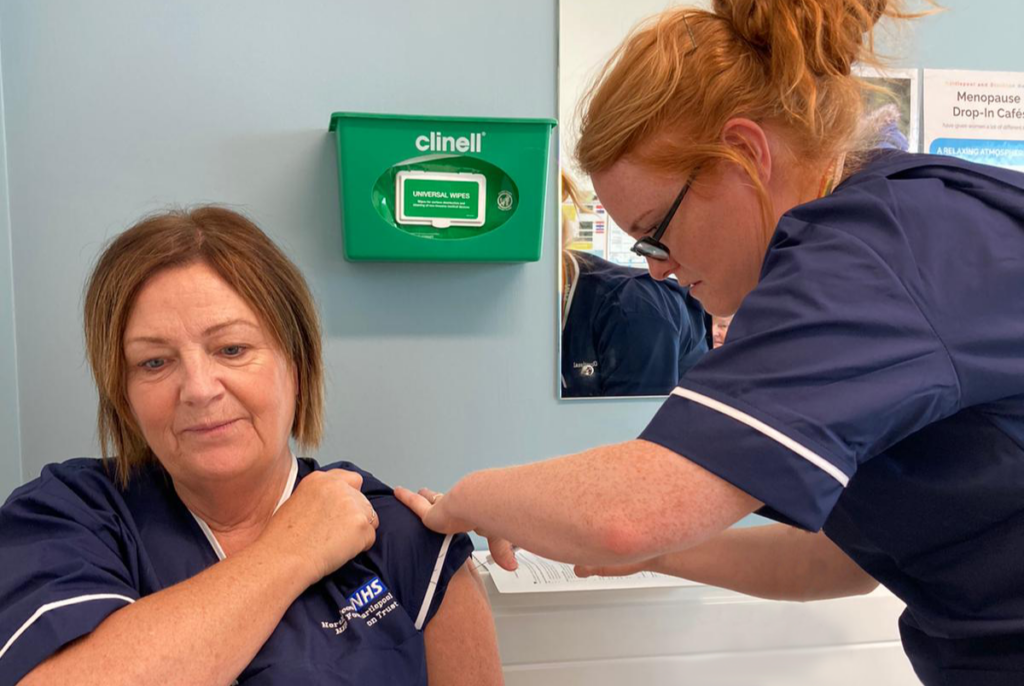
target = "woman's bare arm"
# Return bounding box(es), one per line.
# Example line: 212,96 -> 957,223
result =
424,562 -> 503,686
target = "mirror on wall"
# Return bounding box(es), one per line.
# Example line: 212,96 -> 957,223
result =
558,0 -> 716,400
557,0 -> 920,399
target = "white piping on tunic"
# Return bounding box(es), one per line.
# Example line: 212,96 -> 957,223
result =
670,387 -> 850,487
189,458 -> 453,634
191,454 -> 299,562
0,457 -> 301,672
413,534 -> 454,631
0,594 -> 136,662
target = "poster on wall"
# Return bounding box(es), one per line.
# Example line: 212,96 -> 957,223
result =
923,69 -> 1024,173
855,67 -> 920,152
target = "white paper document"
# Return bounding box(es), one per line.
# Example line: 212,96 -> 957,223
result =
473,550 -> 702,594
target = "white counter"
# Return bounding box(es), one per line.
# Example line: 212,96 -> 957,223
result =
480,570 -> 922,685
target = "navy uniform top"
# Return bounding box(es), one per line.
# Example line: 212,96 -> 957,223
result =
562,251 -> 708,397
640,152 -> 1024,685
0,456 -> 472,685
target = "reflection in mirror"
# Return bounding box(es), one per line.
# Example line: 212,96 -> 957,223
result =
558,0 -> 713,399
560,170 -> 709,398
557,1 -> 921,400
711,315 -> 732,349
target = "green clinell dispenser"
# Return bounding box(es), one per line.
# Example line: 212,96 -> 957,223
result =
328,112 -> 556,262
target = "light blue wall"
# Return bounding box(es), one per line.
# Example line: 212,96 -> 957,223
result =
0,0 -> 1022,502
0,25 -> 20,501
912,0 -> 1024,70
0,0 -> 658,497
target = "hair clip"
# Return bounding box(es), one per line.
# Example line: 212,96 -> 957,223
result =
682,14 -> 698,55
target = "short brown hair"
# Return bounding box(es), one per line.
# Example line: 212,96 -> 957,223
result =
83,206 -> 324,487
576,0 -> 937,230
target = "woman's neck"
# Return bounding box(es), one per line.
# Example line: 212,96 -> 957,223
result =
769,152 -> 847,227
174,449 -> 295,555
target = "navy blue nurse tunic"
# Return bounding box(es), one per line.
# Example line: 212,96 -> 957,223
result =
562,250 -> 708,397
0,456 -> 472,685
640,152 -> 1024,685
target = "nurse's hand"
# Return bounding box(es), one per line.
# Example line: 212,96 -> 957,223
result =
394,486 -> 520,571
265,470 -> 379,584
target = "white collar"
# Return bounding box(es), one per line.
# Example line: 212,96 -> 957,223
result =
190,453 -> 299,561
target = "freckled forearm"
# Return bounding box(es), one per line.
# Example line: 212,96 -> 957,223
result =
22,538 -> 314,686
448,440 -> 758,566
644,525 -> 877,601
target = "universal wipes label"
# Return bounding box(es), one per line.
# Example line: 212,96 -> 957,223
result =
396,171 -> 487,228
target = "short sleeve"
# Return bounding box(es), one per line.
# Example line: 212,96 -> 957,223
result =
331,462 -> 474,632
367,497 -> 473,630
0,465 -> 139,684
640,216 -> 961,531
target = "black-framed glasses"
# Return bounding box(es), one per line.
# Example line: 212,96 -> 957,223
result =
630,175 -> 694,262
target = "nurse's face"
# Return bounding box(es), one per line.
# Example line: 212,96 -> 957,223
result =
591,142 -> 773,317
123,262 -> 297,486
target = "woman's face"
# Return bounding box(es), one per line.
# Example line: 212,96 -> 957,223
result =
712,315 -> 734,348
591,150 -> 772,317
123,261 -> 297,486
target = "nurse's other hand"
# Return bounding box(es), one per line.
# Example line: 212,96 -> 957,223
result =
483,536 -> 519,571
574,560 -> 651,578
394,487 -> 520,571
265,470 -> 378,584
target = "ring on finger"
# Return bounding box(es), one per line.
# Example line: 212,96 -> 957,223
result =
368,509 -> 378,526
430,492 -> 444,505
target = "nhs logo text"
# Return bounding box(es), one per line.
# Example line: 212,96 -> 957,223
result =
349,577 -> 388,610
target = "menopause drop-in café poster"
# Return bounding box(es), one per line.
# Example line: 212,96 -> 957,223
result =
924,69 -> 1024,172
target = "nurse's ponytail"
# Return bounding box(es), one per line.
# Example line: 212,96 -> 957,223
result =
712,0 -> 917,137
576,0 -> 937,227
715,0 -> 889,81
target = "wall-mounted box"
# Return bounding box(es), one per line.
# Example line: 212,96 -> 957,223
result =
329,112 -> 556,262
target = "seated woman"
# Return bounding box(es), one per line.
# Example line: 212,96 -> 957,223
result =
0,207 -> 503,685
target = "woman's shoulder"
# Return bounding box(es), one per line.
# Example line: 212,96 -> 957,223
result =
7,457 -> 171,507
299,458 -> 474,627
306,458 -> 390,493
298,458 -> 430,539
5,458 -> 118,507
0,458 -> 145,562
